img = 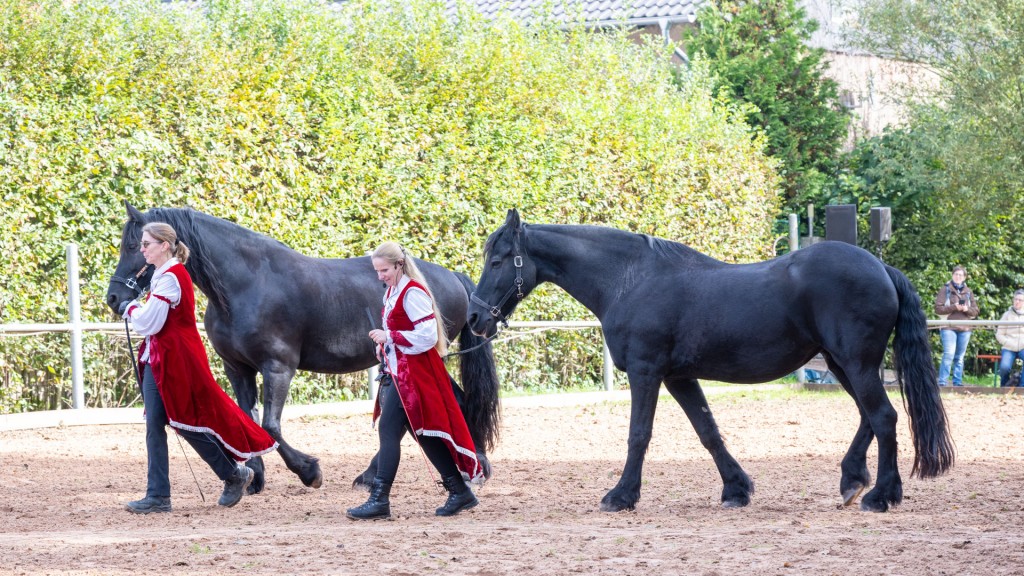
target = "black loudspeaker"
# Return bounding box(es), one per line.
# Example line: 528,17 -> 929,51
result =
870,207 -> 892,242
825,204 -> 857,245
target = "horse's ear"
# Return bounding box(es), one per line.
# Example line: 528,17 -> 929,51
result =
506,208 -> 522,230
125,201 -> 144,222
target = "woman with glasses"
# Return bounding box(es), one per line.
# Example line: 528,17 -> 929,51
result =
118,222 -> 278,514
934,265 -> 980,387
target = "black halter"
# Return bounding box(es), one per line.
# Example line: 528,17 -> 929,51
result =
470,230 -> 525,328
111,264 -> 153,297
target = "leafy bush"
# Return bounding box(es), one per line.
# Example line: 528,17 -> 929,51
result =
0,0 -> 780,411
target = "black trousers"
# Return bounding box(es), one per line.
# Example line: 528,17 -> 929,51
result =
142,364 -> 237,497
375,379 -> 459,483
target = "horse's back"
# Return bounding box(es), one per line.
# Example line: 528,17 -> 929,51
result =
603,241 -> 899,382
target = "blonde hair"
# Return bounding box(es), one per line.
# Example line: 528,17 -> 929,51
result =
143,222 -> 190,265
372,242 -> 448,355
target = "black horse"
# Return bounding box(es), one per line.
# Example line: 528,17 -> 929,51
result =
468,209 -> 953,513
106,203 -> 500,493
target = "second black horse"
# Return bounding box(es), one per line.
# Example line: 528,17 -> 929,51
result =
106,203 -> 501,494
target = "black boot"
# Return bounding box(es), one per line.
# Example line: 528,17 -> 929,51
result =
435,475 -> 478,517
125,495 -> 171,514
218,464 -> 254,508
346,478 -> 392,520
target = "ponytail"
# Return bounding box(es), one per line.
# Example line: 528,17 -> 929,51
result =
372,242 -> 449,355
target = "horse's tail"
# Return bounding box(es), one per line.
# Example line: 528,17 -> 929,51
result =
885,264 -> 955,478
454,272 -> 502,453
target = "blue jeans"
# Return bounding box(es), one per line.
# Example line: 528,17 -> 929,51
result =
999,349 -> 1024,387
142,364 -> 237,498
938,329 -> 971,386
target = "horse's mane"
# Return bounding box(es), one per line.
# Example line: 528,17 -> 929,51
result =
643,234 -> 702,263
485,220 -> 700,266
145,207 -> 233,314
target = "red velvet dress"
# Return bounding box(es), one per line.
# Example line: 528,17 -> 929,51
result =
138,264 -> 278,462
376,280 -> 483,483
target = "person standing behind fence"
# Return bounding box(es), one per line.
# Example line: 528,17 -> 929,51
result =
117,222 -> 278,514
934,265 -> 980,387
995,290 -> 1024,387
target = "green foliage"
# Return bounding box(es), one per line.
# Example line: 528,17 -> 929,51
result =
682,0 -> 850,212
0,0 -> 780,411
821,120 -> 1024,369
837,0 -> 1024,368
849,0 -> 1024,209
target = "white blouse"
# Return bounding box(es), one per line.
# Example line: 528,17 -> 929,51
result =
380,275 -> 438,373
122,258 -> 182,362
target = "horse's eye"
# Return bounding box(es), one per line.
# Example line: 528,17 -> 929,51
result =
490,259 -> 502,268
126,241 -> 139,251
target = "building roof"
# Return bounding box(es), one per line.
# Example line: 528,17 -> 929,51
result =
448,0 -> 700,26
448,0 -> 850,52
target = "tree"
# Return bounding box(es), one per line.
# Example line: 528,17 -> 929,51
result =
683,0 -> 851,213
848,0 -> 1024,215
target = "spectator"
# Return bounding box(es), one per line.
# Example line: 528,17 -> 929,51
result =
995,290 -> 1024,387
934,266 -> 980,386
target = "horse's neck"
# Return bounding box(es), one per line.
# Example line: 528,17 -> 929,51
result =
528,225 -> 645,318
180,214 -> 259,298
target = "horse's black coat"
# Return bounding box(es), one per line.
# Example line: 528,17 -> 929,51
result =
468,209 -> 953,512
107,204 -> 500,493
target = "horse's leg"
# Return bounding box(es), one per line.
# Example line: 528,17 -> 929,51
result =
839,362 -> 901,512
449,376 -> 493,480
351,452 -> 379,491
261,361 -> 323,489
663,376 -> 754,508
223,361 -> 267,495
823,356 -> 874,506
600,371 -> 662,512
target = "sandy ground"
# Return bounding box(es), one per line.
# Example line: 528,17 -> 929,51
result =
1,388 -> 1023,575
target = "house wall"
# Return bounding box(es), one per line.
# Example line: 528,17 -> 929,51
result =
625,22 -> 936,142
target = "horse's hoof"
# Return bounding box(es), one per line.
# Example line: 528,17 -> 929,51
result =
859,499 -> 889,513
479,454 -> 493,481
841,484 -> 865,507
308,471 -> 323,489
721,498 -> 749,509
351,476 -> 371,492
247,472 -> 265,495
599,496 -> 636,512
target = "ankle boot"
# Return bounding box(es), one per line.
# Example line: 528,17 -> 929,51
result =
435,475 -> 478,517
346,478 -> 392,520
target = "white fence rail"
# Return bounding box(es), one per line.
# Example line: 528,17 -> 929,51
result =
3,243 -> 1023,409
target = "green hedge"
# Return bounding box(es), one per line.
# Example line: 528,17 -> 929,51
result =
0,0 -> 780,411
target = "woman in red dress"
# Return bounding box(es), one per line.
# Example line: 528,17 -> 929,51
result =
346,242 -> 483,520
118,222 -> 278,514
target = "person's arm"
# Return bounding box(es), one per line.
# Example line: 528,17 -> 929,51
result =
966,290 -> 980,319
123,273 -> 181,336
390,288 -> 439,354
997,311 -> 1010,347
934,285 -> 955,316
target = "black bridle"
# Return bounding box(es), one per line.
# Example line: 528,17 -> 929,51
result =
470,229 -> 525,329
111,264 -> 153,298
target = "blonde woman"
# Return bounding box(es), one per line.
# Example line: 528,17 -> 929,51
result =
347,242 -> 482,520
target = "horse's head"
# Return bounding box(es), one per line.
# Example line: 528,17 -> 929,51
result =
105,202 -> 155,315
467,209 -> 538,337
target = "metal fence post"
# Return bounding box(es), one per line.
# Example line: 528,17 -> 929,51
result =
602,336 -> 614,391
67,244 -> 85,409
367,366 -> 378,401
